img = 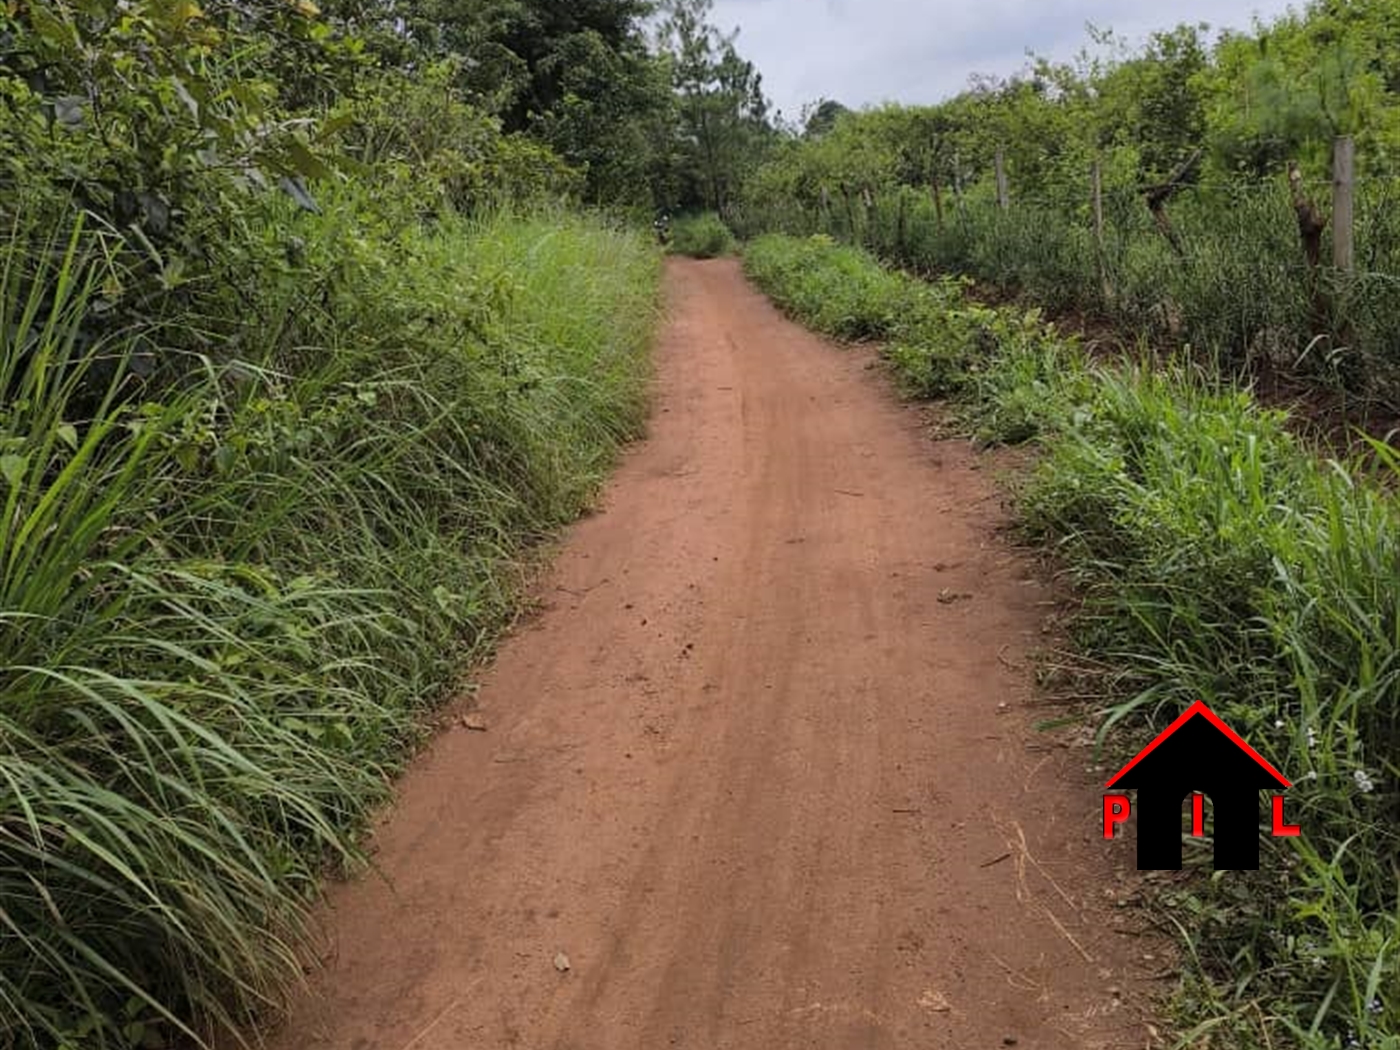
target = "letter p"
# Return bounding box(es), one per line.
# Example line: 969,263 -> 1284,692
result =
1103,794 -> 1131,839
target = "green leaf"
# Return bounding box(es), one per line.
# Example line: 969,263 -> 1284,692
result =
0,453 -> 28,488
170,76 -> 200,120
56,424 -> 79,450
27,4 -> 72,45
314,112 -> 354,142
286,140 -> 331,181
277,175 -> 320,213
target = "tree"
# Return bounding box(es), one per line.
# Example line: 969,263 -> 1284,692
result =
1088,24 -> 1209,182
342,0 -> 668,204
802,98 -> 849,138
656,0 -> 772,213
1203,6 -> 1400,178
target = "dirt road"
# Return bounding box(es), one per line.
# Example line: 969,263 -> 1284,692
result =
267,259 -> 1149,1050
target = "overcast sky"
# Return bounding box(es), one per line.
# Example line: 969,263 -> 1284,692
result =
709,0 -> 1301,123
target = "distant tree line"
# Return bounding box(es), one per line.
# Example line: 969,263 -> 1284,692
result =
743,0 -> 1400,212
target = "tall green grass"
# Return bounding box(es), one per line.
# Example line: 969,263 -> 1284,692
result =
742,233 -> 1399,1050
738,179 -> 1400,406
743,234 -> 1089,442
1,204 -> 659,1049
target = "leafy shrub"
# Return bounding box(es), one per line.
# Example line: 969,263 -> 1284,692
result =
344,63 -> 582,217
744,234 -> 944,342
668,212 -> 734,258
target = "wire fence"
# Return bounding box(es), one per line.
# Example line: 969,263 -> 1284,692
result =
734,137 -> 1400,404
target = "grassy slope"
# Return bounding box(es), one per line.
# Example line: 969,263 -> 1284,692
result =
742,233 -> 1399,1050
1,210 -> 660,1049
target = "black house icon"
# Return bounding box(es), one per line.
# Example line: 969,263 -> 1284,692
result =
1106,701 -> 1291,869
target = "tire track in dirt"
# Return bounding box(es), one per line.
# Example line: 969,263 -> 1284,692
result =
262,258 -> 1153,1050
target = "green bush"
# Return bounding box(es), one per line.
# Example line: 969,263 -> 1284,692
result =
0,206 -> 659,1050
743,233 -> 945,343
667,213 -> 735,258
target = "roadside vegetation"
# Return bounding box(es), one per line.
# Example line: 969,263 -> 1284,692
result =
2,208 -> 658,1050
0,0 -> 780,1045
743,232 -> 1399,1050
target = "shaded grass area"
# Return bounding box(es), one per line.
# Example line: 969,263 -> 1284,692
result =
1,208 -> 659,1049
743,233 -> 1399,1050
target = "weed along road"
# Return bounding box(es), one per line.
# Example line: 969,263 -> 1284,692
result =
267,259 -> 1147,1050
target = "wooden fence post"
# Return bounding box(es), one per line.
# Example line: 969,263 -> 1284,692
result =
1333,135 -> 1355,275
1091,159 -> 1105,248
995,148 -> 1009,210
1092,158 -> 1109,303
930,177 -> 945,233
953,152 -> 966,220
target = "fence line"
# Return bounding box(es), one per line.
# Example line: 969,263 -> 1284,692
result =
1334,135 -> 1356,275
732,134 -> 1400,398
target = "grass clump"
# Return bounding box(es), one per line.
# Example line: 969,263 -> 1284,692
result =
0,205 -> 659,1050
743,233 -> 1086,441
667,212 -> 736,258
1019,366 -> 1400,1049
741,232 -> 1399,1050
744,232 -> 953,350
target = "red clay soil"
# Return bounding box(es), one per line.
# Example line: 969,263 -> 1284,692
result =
260,258 -> 1160,1050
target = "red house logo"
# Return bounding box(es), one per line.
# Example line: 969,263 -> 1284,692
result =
1102,701 -> 1300,869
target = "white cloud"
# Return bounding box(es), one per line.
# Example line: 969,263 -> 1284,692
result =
709,0 -> 1300,121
